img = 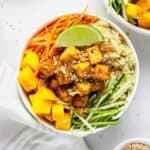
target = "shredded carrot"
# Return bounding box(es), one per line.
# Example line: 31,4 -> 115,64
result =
26,13 -> 98,60
73,5 -> 88,25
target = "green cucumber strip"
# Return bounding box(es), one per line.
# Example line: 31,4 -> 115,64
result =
90,120 -> 119,127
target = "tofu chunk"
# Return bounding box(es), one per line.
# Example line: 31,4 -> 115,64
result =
50,78 -> 59,90
87,45 -> 102,65
38,59 -> 55,79
91,81 -> 104,92
72,62 -> 91,78
60,46 -> 80,62
76,82 -> 91,96
57,66 -> 73,85
92,64 -> 111,80
57,86 -> 73,102
72,95 -> 88,108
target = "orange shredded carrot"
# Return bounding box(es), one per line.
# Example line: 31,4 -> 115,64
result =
25,13 -> 98,60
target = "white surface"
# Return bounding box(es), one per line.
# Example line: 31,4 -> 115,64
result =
0,0 -> 150,150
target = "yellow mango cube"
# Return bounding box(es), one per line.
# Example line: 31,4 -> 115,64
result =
126,3 -> 142,19
36,87 -> 60,101
138,12 -> 150,29
22,50 -> 39,70
17,67 -> 38,92
55,113 -> 71,131
32,100 -> 52,115
136,0 -> 150,9
52,104 -> 64,121
29,94 -> 36,104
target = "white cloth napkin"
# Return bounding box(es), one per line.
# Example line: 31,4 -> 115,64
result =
0,62 -> 89,150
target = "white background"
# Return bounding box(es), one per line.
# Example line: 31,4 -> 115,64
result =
0,0 -> 150,149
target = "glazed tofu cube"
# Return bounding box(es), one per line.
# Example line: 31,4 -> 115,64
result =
60,46 -> 80,62
57,86 -> 73,102
72,95 -> 88,108
91,81 -> 104,92
55,113 -> 71,131
76,82 -> 91,96
52,104 -> 64,121
72,62 -> 91,78
92,64 -> 111,80
50,78 -> 59,90
57,66 -> 73,85
87,45 -> 102,65
17,67 -> 38,92
38,60 -> 55,79
21,50 -> 39,70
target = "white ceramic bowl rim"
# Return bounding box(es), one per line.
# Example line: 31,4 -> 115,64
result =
105,0 -> 150,36
17,14 -> 140,137
114,138 -> 150,150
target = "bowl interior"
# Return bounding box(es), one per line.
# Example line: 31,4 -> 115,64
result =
104,0 -> 150,36
17,14 -> 139,137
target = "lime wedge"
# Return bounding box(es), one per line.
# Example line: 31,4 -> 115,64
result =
55,24 -> 104,47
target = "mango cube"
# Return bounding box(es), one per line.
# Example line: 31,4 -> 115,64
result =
29,94 -> 36,104
52,104 -> 64,121
17,67 -> 38,92
36,87 -> 60,101
22,50 -> 39,70
126,3 -> 142,19
138,12 -> 150,29
32,100 -> 52,115
55,113 -> 71,131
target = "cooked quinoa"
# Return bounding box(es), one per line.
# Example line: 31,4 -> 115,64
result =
93,20 -> 136,91
122,143 -> 150,150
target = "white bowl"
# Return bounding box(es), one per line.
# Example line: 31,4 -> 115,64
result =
17,14 -> 139,137
114,138 -> 150,150
105,0 -> 150,36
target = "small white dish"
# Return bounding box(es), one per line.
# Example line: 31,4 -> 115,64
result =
114,138 -> 150,150
104,0 -> 150,36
